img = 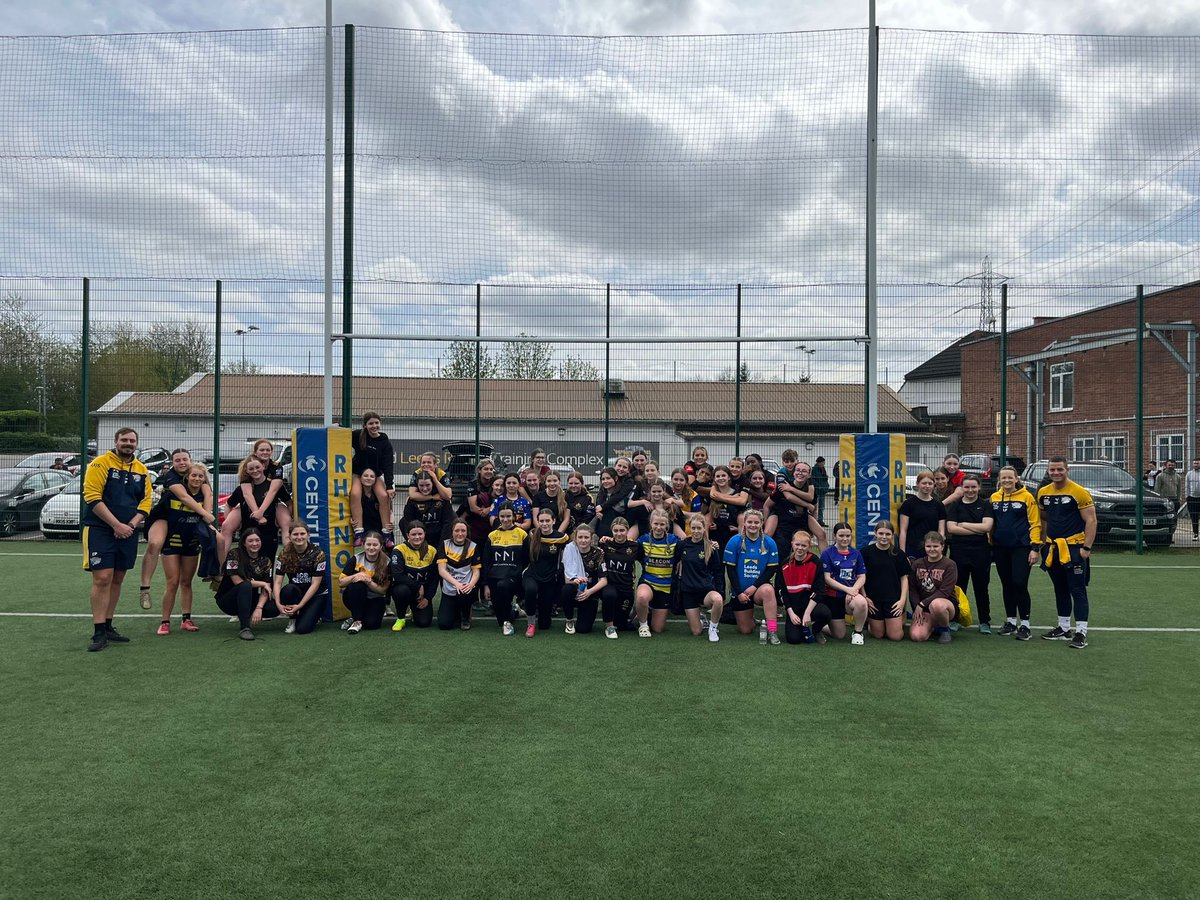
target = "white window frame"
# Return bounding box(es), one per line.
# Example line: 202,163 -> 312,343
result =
1099,435 -> 1127,467
1050,362 -> 1074,412
1070,436 -> 1096,463
1155,433 -> 1184,465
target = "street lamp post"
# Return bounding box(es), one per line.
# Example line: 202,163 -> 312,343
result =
234,325 -> 260,369
797,344 -> 816,382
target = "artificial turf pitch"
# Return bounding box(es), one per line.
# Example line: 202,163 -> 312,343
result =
1,544 -> 1198,900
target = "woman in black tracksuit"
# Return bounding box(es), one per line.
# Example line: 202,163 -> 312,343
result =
483,503 -> 528,635
674,513 -> 726,640
351,411 -> 395,545
600,517 -> 640,637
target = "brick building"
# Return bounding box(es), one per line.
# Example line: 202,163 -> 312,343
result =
959,280 -> 1199,469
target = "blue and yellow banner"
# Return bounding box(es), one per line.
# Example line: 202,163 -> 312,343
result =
837,433 -> 907,548
292,427 -> 354,619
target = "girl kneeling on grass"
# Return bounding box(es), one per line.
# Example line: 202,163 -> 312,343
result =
273,523 -> 328,635
214,527 -> 276,641
388,521 -> 438,631
861,520 -> 911,642
776,530 -> 824,645
339,531 -> 392,634
599,517 -> 639,638
436,518 -> 482,631
673,514 -> 725,642
909,532 -> 959,644
483,504 -> 528,636
561,523 -> 608,635
633,509 -> 681,637
819,522 -> 868,645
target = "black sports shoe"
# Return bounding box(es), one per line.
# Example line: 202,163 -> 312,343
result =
87,632 -> 108,652
1015,625 -> 1031,641
104,626 -> 130,644
1042,625 -> 1073,641
997,622 -> 1019,637
1069,631 -> 1088,649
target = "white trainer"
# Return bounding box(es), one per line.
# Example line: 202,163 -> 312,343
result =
284,620 -> 296,634
605,625 -> 618,639
502,622 -> 515,636
708,622 -> 720,642
565,619 -> 576,635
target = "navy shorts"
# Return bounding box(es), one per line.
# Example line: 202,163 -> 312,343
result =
83,525 -> 138,572
677,589 -> 713,610
645,586 -> 673,611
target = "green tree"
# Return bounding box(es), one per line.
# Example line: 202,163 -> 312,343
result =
439,340 -> 499,378
498,334 -> 555,380
558,354 -> 599,381
718,363 -> 752,383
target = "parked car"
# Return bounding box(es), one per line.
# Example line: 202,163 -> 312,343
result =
1021,460 -> 1175,547
904,461 -> 928,493
960,453 -> 1027,495
137,447 -> 172,474
44,470 -> 160,539
0,468 -> 74,536
214,473 -> 242,527
15,452 -> 82,474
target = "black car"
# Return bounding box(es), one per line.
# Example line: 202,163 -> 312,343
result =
1021,461 -> 1175,547
441,441 -> 496,506
959,453 -> 1027,496
0,468 -> 74,536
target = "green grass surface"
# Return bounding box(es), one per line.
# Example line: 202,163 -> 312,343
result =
2,544 -> 1199,899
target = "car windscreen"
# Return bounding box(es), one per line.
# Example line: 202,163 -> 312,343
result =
62,476 -> 81,494
1068,466 -> 1137,491
0,473 -> 26,492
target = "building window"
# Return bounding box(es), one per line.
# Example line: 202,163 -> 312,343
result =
1155,434 -> 1184,464
1099,435 -> 1126,467
1050,362 -> 1074,412
1070,436 -> 1096,462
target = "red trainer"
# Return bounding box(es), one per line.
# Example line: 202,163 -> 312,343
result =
180,619 -> 200,632
525,624 -> 536,638
156,622 -> 170,636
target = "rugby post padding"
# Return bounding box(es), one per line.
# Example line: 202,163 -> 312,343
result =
837,433 -> 907,549
292,427 -> 354,620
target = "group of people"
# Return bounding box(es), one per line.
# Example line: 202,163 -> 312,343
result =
81,415 -> 1098,653
1145,458 -> 1200,539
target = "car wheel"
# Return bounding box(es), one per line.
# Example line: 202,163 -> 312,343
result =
0,512 -> 16,536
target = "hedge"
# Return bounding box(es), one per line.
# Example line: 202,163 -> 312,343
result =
0,410 -> 42,432
0,433 -> 82,453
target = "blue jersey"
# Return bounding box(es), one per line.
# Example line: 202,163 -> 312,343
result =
723,533 -> 779,592
638,533 -> 680,593
820,546 -> 866,597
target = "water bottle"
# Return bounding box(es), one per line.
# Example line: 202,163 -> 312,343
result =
801,625 -> 814,644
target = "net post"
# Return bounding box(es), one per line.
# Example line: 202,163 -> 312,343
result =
322,0 -> 334,427
864,2 -> 879,433
604,284 -> 611,465
341,23 -> 355,427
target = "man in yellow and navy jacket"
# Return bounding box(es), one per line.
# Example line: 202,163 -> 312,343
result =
83,427 -> 153,652
1037,457 -> 1097,650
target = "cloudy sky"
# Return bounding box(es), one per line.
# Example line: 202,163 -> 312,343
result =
1,0 -> 1197,389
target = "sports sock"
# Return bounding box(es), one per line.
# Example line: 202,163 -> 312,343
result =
854,627 -> 863,634
1076,620 -> 1088,635
105,618 -> 113,628
1058,616 -> 1071,631
766,619 -> 777,633
182,613 -> 192,621
1006,617 -> 1017,625
93,623 -> 106,638
354,527 -> 364,536
140,584 -> 150,591
1020,618 -> 1030,627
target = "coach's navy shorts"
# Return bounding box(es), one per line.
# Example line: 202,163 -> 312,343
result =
83,525 -> 138,572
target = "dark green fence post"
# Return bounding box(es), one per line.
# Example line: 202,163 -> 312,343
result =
79,277 -> 90,525
734,284 -> 742,456
604,284 -> 611,465
1135,284 -> 1145,554
213,280 -> 222,471
474,284 -> 482,465
341,23 -> 355,426
999,282 -> 1007,466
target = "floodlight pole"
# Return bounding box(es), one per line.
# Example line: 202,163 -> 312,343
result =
864,0 -> 879,432
322,0 -> 334,427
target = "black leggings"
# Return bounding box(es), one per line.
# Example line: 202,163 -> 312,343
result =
993,546 -> 1032,620
390,580 -> 435,628
785,602 -> 832,644
600,584 -> 635,629
1189,497 -> 1200,533
523,574 -> 561,630
438,588 -> 477,630
560,582 -> 599,633
952,547 -> 992,624
279,583 -> 325,634
486,576 -> 520,626
343,581 -> 388,630
215,581 -> 279,629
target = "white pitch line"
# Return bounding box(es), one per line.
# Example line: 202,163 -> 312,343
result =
0,611 -> 1198,633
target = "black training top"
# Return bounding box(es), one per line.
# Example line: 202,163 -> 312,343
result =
861,543 -> 911,606
351,429 -> 395,485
